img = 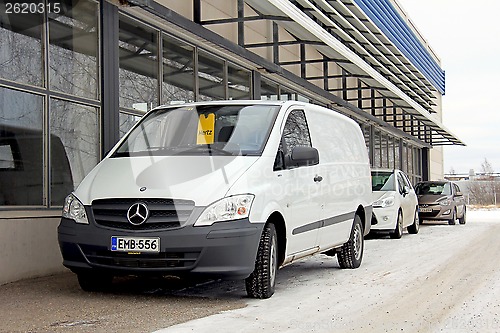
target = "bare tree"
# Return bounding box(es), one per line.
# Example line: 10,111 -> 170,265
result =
448,166 -> 456,175
480,158 -> 494,179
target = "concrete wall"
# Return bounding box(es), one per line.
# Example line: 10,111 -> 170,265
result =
0,218 -> 66,285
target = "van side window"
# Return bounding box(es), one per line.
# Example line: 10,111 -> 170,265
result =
274,110 -> 312,170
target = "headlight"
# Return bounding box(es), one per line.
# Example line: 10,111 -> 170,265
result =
194,194 -> 254,226
62,194 -> 89,224
439,199 -> 451,206
373,195 -> 395,208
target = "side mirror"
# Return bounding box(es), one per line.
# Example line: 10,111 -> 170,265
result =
402,185 -> 410,196
291,146 -> 319,167
455,191 -> 463,197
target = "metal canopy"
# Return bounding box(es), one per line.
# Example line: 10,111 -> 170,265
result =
241,0 -> 463,146
126,0 -> 463,146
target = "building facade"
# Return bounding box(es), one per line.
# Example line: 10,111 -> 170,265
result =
0,0 -> 462,284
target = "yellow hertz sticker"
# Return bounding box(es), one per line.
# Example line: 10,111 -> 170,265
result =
197,113 -> 215,144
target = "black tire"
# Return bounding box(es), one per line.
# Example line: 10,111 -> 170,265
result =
338,215 -> 364,269
77,272 -> 113,292
407,207 -> 420,234
390,210 -> 403,239
459,207 -> 466,224
448,208 -> 456,225
245,223 -> 278,299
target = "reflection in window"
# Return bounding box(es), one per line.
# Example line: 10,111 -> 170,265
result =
388,136 -> 395,169
0,4 -> 43,86
162,34 -> 195,104
373,130 -> 381,168
119,112 -> 142,138
280,86 -> 296,101
0,87 -> 44,206
381,134 -> 388,168
49,0 -> 99,99
282,110 -> 311,159
227,63 -> 251,100
50,99 -> 99,205
261,78 -> 278,100
198,51 -> 225,101
119,15 -> 159,110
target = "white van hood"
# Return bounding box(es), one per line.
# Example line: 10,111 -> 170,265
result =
74,155 -> 259,206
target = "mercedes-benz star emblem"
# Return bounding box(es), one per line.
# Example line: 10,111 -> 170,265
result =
127,203 -> 149,225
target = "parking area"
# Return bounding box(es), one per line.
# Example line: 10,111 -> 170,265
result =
2,209 -> 499,333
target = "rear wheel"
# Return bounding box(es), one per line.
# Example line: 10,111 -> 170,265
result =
338,215 -> 364,269
448,208 -> 457,225
245,223 -> 278,299
459,207 -> 466,224
77,272 -> 113,292
390,210 -> 403,239
407,207 -> 420,234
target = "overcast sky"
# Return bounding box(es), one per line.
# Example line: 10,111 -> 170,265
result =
396,0 -> 500,174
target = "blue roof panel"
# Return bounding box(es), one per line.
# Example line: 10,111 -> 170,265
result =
353,0 -> 445,94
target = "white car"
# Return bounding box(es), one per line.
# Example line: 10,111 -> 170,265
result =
371,169 -> 419,238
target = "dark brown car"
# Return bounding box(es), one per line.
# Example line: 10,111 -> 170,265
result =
414,181 -> 466,225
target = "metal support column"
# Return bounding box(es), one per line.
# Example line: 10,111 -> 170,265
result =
100,1 -> 120,156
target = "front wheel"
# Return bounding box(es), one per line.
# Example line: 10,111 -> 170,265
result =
407,207 -> 420,234
448,208 -> 457,225
390,210 -> 403,239
245,223 -> 278,299
338,215 -> 364,269
459,207 -> 466,224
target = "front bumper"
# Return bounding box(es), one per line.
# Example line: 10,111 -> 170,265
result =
58,215 -> 264,280
418,204 -> 453,220
371,207 -> 398,231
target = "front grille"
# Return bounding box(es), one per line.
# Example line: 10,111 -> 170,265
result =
92,198 -> 194,230
81,245 -> 200,269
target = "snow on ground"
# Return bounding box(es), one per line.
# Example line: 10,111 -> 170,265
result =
154,209 -> 500,333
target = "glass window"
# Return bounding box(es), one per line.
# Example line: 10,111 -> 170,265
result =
119,112 -> 142,138
0,87 -> 44,206
49,0 -> 99,100
162,34 -> 195,104
373,130 -> 381,168
381,133 -> 388,168
0,4 -> 44,86
394,139 -> 400,169
280,86 -> 296,101
227,63 -> 251,100
371,171 -> 395,191
388,136 -> 395,169
119,15 -> 159,110
279,110 -> 312,169
198,51 -> 225,101
408,144 -> 413,176
261,78 -> 278,100
50,99 -> 99,205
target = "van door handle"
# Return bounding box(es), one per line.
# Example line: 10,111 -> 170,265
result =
314,175 -> 323,182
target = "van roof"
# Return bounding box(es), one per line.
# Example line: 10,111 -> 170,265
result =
153,100 -> 309,110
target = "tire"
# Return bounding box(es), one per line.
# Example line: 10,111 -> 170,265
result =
448,208 -> 456,225
459,207 -> 466,224
245,223 -> 278,299
390,210 -> 403,239
77,272 -> 113,292
407,207 -> 420,234
338,215 -> 364,269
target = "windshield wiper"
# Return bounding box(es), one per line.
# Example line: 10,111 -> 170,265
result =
175,145 -> 235,156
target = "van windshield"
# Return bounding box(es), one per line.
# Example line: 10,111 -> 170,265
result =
113,104 -> 280,157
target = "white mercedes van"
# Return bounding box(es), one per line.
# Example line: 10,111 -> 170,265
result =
58,100 -> 372,298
